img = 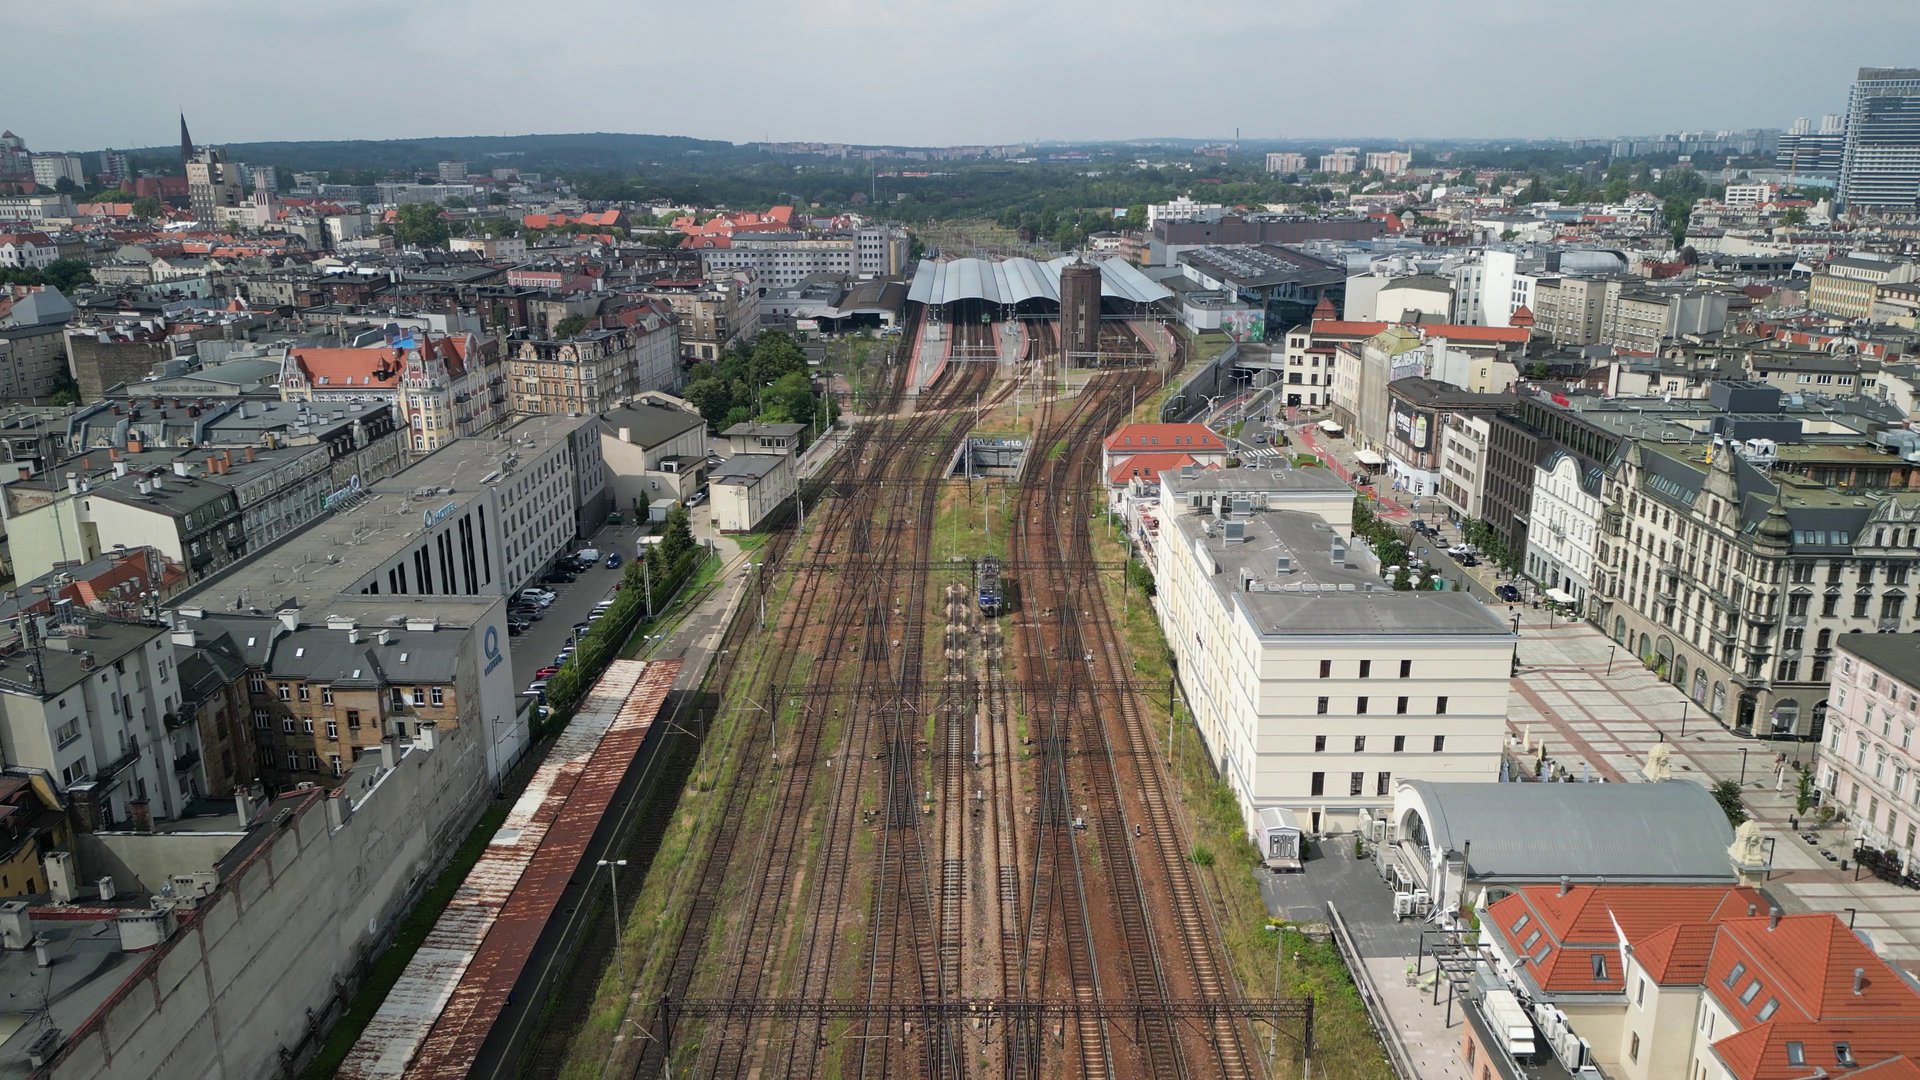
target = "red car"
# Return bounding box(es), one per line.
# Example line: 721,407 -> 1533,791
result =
535,666 -> 559,678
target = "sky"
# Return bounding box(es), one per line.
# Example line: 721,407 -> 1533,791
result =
11,0 -> 1919,152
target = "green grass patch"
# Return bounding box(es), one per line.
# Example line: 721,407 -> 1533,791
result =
300,797 -> 515,1079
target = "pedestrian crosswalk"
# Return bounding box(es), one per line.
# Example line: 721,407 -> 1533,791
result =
1239,447 -> 1286,462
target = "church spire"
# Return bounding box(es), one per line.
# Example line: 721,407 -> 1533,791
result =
179,112 -> 195,170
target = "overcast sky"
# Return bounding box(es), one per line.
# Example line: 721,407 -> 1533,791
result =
12,0 -> 1916,152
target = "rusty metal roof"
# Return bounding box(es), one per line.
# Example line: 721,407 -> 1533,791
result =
338,658 -> 681,1079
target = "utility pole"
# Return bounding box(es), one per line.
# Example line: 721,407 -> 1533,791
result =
598,858 -> 628,973
642,555 -> 654,620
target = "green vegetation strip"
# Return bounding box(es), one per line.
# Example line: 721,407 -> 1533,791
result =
301,797 -> 514,1079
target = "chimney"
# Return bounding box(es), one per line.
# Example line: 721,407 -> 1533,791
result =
0,901 -> 30,949
1855,967 -> 1867,995
107,447 -> 119,461
619,426 -> 632,443
221,450 -> 233,469
1558,875 -> 1571,896
112,460 -> 128,479
1768,906 -> 1782,930
324,790 -> 352,829
347,628 -> 359,644
416,721 -> 437,751
1747,902 -> 1758,917
15,467 -> 27,481
275,608 -> 300,632
376,629 -> 391,646
136,479 -> 152,495
234,785 -> 260,827
127,435 -> 143,453
65,471 -> 79,495
245,445 -> 255,463
150,473 -> 164,491
378,739 -> 397,771
170,626 -> 197,648
174,460 -> 191,477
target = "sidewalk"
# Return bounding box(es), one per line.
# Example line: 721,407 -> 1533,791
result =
1509,609 -> 1920,975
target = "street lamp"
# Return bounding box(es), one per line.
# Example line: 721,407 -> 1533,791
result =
1738,747 -> 1750,786
1680,700 -> 1690,739
598,858 -> 629,973
1607,644 -> 1617,676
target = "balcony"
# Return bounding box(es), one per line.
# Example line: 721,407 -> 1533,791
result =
172,747 -> 200,774
94,739 -> 141,784
1785,614 -> 1808,628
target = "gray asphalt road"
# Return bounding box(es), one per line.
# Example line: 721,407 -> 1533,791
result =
508,525 -> 644,688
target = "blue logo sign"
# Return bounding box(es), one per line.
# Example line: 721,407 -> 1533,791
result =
320,474 -> 363,512
423,501 -> 459,530
483,624 -> 503,675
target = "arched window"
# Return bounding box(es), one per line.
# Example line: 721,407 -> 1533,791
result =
1773,698 -> 1802,734
1712,682 -> 1728,718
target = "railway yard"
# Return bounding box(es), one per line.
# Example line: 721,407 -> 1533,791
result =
550,319 -> 1314,1079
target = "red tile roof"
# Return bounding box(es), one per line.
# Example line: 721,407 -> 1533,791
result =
1707,914 -> 1918,1025
288,347 -> 404,389
1713,1020 -> 1920,1080
1106,452 -> 1197,485
1103,423 -> 1225,452
1414,323 -> 1531,344
1310,319 -> 1390,338
1487,885 -> 1761,994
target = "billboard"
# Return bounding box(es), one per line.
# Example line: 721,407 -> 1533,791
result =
1222,309 -> 1266,342
1391,398 -> 1432,452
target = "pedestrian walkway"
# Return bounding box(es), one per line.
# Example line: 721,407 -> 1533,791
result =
1510,609 -> 1920,974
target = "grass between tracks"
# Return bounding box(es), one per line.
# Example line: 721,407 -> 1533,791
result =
1088,512 -> 1392,1080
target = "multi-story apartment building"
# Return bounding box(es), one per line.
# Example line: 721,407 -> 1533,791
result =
1265,152 -> 1307,174
696,226 -> 908,289
1436,412 -> 1493,524
0,617 -> 188,830
1839,67 -> 1920,214
0,286 -> 73,401
1381,379 -> 1513,503
0,232 -> 57,270
639,272 -> 758,361
1318,149 -> 1359,174
1818,633 -> 1920,864
283,330 -> 506,453
1530,276 -> 1616,345
1363,150 -> 1411,175
508,326 -> 645,415
1808,254 -> 1917,320
1594,434 -> 1920,739
186,147 -> 243,225
1777,113 -> 1847,179
1601,287 -> 1734,354
28,153 -> 84,189
1153,467 -> 1514,838
1525,447 -> 1606,605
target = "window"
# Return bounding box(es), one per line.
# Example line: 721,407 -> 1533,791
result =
1349,772 -> 1363,796
276,683 -> 291,701
297,684 -> 311,702
1591,954 -> 1608,980
1359,660 -> 1371,678
1636,978 -> 1645,1005
1739,979 -> 1762,1005
1314,735 -> 1327,752
305,751 -> 319,772
249,672 -> 266,694
55,718 -> 79,747
1836,1044 -> 1855,1067
1357,697 -> 1369,715
282,716 -> 295,733
330,755 -> 342,777
1376,772 -> 1391,796
1397,696 -> 1409,715
302,716 -> 314,734
325,719 -> 338,740
1785,1042 -> 1804,1066
1400,659 -> 1412,678
1756,997 -> 1778,1021
321,687 -> 334,706
430,687 -> 445,707
60,758 -> 88,786
1310,772 -> 1325,796
1436,696 -> 1449,715
346,709 -> 361,729
412,687 -> 426,706
390,688 -> 405,709
252,710 -> 268,730
1433,735 -> 1446,752
287,751 -> 299,770
1394,735 -> 1405,752
1510,913 -> 1530,934
1319,659 -> 1332,678
1354,736 -> 1366,753
1628,1033 -> 1640,1063
1316,697 -> 1329,715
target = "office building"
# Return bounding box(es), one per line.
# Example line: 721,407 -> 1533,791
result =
1776,113 -> 1847,179
29,154 -> 84,190
186,147 -> 243,225
436,161 -> 467,183
1152,467 -> 1513,838
1839,67 -> 1920,213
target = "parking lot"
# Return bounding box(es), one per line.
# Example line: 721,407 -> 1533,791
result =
507,525 -> 646,690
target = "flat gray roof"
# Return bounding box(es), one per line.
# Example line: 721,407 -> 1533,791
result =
1162,464 -> 1352,496
907,256 -> 1172,307
712,453 -> 787,483
1837,632 -> 1920,683
0,618 -> 168,699
600,403 -> 705,449
1401,779 -> 1735,883
1172,508 -> 1511,637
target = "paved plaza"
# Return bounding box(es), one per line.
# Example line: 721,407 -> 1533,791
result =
1508,607 -> 1920,971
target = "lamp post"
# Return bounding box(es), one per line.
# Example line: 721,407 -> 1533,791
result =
1607,644 -> 1617,676
598,857 -> 628,973
1680,700 -> 1690,739
1739,746 -> 1750,786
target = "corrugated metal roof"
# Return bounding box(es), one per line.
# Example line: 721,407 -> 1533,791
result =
338,658 -> 681,1079
907,256 -> 1172,307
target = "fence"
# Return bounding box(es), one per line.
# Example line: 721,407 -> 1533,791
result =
1326,902 -> 1416,1079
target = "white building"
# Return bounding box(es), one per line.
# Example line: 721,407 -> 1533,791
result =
1479,250 -> 1536,328
29,153 -> 84,189
1524,448 -> 1605,606
1266,152 -> 1307,174
1364,150 -> 1412,176
1723,183 -> 1774,208
436,161 -> 468,183
1319,149 -> 1360,174
1153,467 -> 1515,838
1146,195 -> 1226,227
708,453 -> 796,533
1436,413 -> 1493,524
0,232 -> 57,270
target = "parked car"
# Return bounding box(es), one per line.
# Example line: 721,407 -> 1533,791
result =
1495,584 -> 1522,603
535,666 -> 559,678
507,621 -> 526,637
687,490 -> 708,508
594,598 -> 616,610
543,570 -> 576,585
606,552 -> 622,568
518,588 -> 556,606
1252,433 -> 1269,444
1446,545 -> 1474,559
1456,554 -> 1480,567
576,548 -> 602,564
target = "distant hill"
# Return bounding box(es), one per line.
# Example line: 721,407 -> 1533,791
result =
113,131 -> 743,176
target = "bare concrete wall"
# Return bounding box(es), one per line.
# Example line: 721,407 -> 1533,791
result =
47,723 -> 490,1080
76,831 -> 243,897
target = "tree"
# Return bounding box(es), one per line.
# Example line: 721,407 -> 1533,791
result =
1603,177 -> 1631,203
1781,207 -> 1807,227
90,189 -> 136,203
632,490 -> 651,523
131,197 -> 162,220
47,372 -> 80,406
53,177 -> 77,194
1711,779 -> 1749,827
391,203 -> 449,248
442,195 -> 471,209
40,259 -> 93,293
552,314 -> 588,339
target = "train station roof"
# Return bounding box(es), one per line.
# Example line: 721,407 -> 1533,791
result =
907,256 -> 1172,307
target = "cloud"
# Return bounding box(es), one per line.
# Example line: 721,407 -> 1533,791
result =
12,0 -> 1918,150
